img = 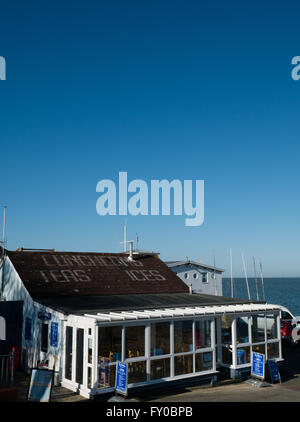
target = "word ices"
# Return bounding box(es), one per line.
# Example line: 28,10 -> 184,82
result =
96,172 -> 204,227
0,56 -> 6,80
291,56 -> 300,80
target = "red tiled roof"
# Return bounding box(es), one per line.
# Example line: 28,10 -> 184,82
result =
7,250 -> 189,299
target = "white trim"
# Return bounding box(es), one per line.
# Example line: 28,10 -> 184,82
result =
81,303 -> 282,324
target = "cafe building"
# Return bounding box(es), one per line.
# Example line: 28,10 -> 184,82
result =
0,248 -> 282,398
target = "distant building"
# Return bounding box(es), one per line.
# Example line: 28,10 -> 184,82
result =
0,248 -> 283,398
166,260 -> 224,296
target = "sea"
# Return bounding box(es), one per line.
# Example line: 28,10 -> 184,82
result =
222,278 -> 300,316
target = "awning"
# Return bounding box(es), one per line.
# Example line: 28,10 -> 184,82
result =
83,303 -> 281,323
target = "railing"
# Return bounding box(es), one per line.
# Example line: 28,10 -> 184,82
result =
0,349 -> 15,386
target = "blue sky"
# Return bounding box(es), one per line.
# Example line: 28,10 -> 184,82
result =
0,0 -> 300,276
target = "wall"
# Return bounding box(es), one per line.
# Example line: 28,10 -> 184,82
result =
0,257 -> 64,376
170,264 -> 223,296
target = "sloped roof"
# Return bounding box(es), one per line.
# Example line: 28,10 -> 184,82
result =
36,292 -> 265,315
166,260 -> 225,273
7,250 -> 189,300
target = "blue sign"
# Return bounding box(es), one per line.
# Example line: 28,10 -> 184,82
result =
50,322 -> 58,347
251,352 -> 265,379
27,369 -> 54,402
115,361 -> 128,396
25,317 -> 32,341
268,360 -> 281,383
38,311 -> 51,321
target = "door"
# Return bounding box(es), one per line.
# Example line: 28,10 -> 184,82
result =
76,328 -> 84,385
65,326 -> 73,380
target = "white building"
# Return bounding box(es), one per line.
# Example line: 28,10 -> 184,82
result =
166,260 -> 224,296
0,249 -> 283,398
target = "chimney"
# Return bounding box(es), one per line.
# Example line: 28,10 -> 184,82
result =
128,241 -> 134,261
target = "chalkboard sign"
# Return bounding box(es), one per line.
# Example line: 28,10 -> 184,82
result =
267,360 -> 281,383
115,361 -> 128,396
251,352 -> 265,379
27,369 -> 54,402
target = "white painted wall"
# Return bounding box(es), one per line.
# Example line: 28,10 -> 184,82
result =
169,264 -> 223,296
0,257 -> 64,377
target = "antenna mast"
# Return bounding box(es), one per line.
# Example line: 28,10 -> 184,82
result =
123,220 -> 127,252
213,249 -> 217,295
230,248 -> 234,298
253,257 -> 259,301
259,260 -> 266,301
241,253 -> 251,300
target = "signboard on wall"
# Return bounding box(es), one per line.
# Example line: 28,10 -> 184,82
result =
251,352 -> 265,380
115,361 -> 128,396
27,369 -> 54,402
50,322 -> 58,347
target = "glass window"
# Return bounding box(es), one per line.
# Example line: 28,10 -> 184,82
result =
41,323 -> 48,353
221,316 -> 233,344
267,342 -> 279,359
195,352 -> 213,372
65,326 -> 73,380
98,326 -> 122,362
195,320 -> 211,349
88,337 -> 93,364
202,273 -> 208,283
236,347 -> 251,365
174,355 -> 193,376
252,343 -> 265,355
266,315 -> 278,340
150,359 -> 170,380
151,323 -> 170,356
128,361 -> 146,384
97,360 -> 116,389
222,346 -> 232,364
236,317 -> 250,344
87,367 -> 92,389
251,314 -> 265,343
174,321 -> 193,353
126,326 -> 145,358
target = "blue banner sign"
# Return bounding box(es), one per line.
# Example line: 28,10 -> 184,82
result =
27,369 -> 54,402
50,322 -> 58,347
115,361 -> 128,396
38,311 -> 51,321
268,360 -> 281,383
251,352 -> 265,379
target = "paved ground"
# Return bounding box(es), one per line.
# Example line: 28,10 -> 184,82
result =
2,343 -> 300,402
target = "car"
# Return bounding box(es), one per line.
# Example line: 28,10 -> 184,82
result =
281,320 -> 300,347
